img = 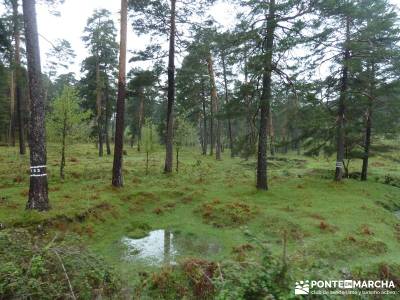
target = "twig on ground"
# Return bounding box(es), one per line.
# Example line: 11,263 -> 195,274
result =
53,249 -> 77,300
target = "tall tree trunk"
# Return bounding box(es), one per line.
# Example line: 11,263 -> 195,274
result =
280,118 -> 287,154
137,87 -> 144,152
111,112 -> 115,142
164,0 -> 176,173
23,0 -> 49,210
25,71 -> 31,142
361,109 -> 371,181
112,0 -> 128,187
209,101 -> 214,156
361,63 -> 375,181
256,0 -> 275,190
221,51 -> 234,157
243,52 -> 256,152
201,80 -> 207,155
206,53 -> 221,160
9,69 -> 15,146
227,119 -> 233,155
105,78 -> 111,155
163,230 -> 171,265
60,112 -> 67,180
105,121 -> 111,155
98,122 -> 103,156
12,0 -> 25,155
96,61 -> 103,157
334,16 -> 350,181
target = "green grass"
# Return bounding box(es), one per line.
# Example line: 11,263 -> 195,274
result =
0,141 -> 400,286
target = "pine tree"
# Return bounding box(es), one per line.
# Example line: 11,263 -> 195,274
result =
81,9 -> 118,157
23,0 -> 49,210
112,0 -> 128,187
127,70 -> 157,151
11,0 -> 25,155
176,43 -> 210,156
354,0 -> 400,180
308,0 -> 400,181
237,0 -> 312,189
47,86 -> 90,179
129,0 -> 215,172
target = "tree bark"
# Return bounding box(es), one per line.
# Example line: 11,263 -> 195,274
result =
111,113 -> 115,142
23,0 -> 49,210
221,51 -> 234,157
361,111 -> 372,181
206,53 -> 221,160
60,112 -> 67,180
334,16 -> 350,181
209,100 -> 214,156
201,80 -> 207,155
12,0 -> 26,155
137,87 -> 144,152
9,69 -> 15,146
164,0 -> 176,173
163,230 -> 171,265
112,0 -> 128,187
96,61 -> 103,157
105,78 -> 111,155
256,0 -> 275,190
361,64 -> 375,181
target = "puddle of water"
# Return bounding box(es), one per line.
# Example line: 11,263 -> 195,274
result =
121,229 -> 221,266
122,230 -> 177,265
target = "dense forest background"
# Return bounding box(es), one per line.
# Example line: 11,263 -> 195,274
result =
0,0 -> 398,190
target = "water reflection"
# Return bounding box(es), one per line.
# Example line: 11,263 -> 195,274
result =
122,230 -> 176,265
121,229 -> 221,265
164,230 -> 171,264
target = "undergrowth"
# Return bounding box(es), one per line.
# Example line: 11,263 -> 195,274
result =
0,229 -> 122,299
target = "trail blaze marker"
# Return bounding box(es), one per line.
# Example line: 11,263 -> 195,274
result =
30,165 -> 47,177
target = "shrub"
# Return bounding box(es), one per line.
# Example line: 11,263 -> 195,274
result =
0,229 -> 122,299
197,201 -> 256,227
135,234 -> 292,300
213,237 -> 291,300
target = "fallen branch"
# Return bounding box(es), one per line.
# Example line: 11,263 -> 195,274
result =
53,249 -> 77,300
217,262 -> 224,283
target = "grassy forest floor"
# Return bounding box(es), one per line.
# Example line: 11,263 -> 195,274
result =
1,141 -> 400,299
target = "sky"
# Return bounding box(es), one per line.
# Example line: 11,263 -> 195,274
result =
1,0 -> 399,79
33,0 -> 237,78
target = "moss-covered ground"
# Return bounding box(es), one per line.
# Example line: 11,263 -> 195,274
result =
0,141 -> 400,295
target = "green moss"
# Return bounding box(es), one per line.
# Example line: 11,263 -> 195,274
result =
125,221 -> 151,239
0,142 -> 400,287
